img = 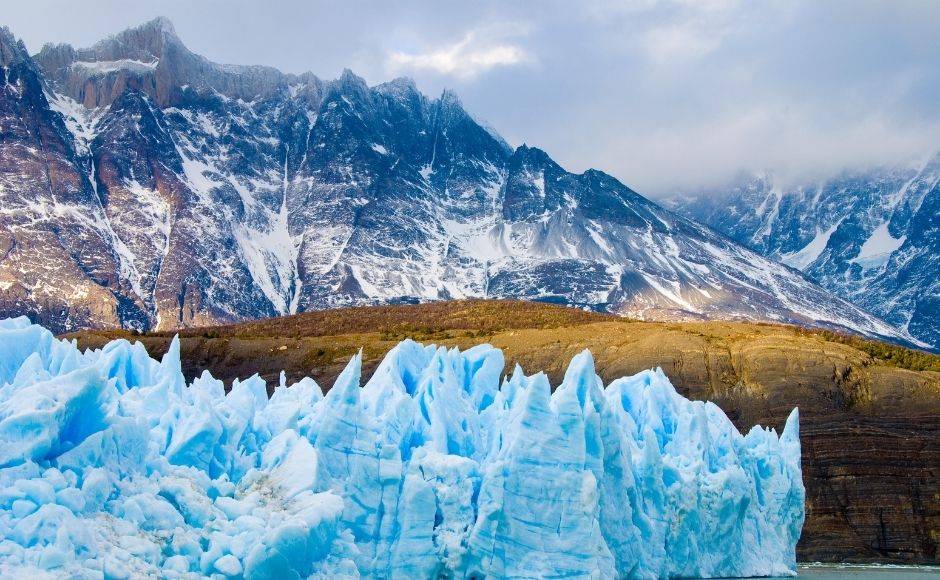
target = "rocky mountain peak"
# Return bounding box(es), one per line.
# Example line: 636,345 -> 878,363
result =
327,68 -> 371,103
439,87 -> 462,104
432,89 -> 479,132
33,17 -> 295,108
148,16 -> 177,36
382,76 -> 417,92
375,76 -> 421,104
0,26 -> 29,67
34,17 -> 182,70
90,16 -> 182,61
510,143 -> 553,166
336,67 -> 364,85
436,88 -> 471,119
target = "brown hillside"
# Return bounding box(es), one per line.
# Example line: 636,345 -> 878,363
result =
64,299 -> 940,564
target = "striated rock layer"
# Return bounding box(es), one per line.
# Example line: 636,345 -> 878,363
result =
0,317 -> 804,578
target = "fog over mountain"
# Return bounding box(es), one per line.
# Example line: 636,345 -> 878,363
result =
669,157 -> 940,349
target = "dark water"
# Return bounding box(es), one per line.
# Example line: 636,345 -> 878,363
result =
797,565 -> 940,578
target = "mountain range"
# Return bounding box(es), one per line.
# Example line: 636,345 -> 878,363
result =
670,157 -> 939,350
0,18 -> 920,348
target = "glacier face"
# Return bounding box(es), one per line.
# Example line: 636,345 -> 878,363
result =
0,317 -> 804,578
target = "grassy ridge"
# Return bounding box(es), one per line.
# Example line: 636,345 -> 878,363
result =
808,329 -> 940,372
162,299 -> 614,339
134,299 -> 940,374
64,299 -> 940,396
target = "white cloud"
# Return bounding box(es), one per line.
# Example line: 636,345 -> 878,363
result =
643,20 -> 726,63
8,1 -> 939,195
639,0 -> 742,64
582,100 -> 940,196
610,0 -> 792,65
386,29 -> 530,79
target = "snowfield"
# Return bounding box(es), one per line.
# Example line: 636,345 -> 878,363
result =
0,317 -> 804,578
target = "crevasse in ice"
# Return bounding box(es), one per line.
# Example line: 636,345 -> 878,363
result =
0,317 -> 804,578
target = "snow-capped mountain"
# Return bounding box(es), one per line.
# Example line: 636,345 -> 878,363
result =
669,157 -> 939,349
0,19 -> 919,346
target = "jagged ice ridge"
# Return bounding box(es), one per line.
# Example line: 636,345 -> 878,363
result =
0,317 -> 804,578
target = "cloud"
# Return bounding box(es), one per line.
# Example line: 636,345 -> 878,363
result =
642,20 -> 726,64
385,28 -> 531,79
573,97 -> 940,195
5,0 -> 939,196
633,0 -> 793,65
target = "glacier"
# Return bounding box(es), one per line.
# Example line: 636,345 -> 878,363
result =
0,316 -> 804,579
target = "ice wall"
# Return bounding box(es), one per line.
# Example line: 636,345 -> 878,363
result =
0,317 -> 804,578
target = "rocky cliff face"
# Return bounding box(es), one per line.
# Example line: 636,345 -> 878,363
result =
0,26 -> 128,330
33,17 -> 293,109
669,158 -> 940,350
0,19 -> 920,347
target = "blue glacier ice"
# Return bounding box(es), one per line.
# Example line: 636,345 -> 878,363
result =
0,317 -> 804,578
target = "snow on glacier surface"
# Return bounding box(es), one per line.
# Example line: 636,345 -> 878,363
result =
0,317 -> 804,578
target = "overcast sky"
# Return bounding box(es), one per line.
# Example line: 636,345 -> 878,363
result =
5,0 -> 940,195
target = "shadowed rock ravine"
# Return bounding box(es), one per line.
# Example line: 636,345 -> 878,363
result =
67,300 -> 940,565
